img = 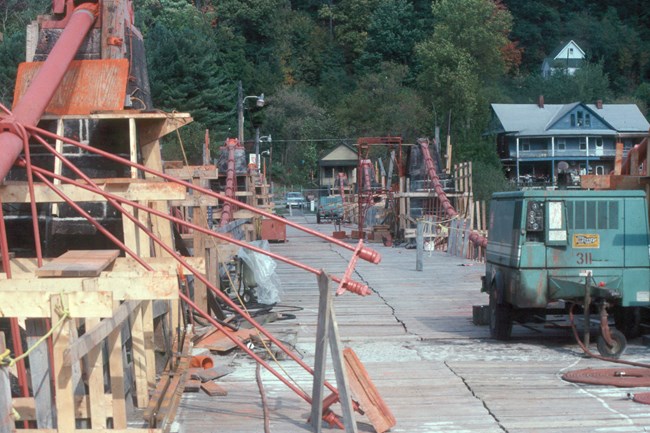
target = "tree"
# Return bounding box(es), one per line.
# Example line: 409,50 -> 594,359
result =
356,0 -> 421,74
512,61 -> 612,104
146,23 -> 236,162
415,0 -> 520,131
263,86 -> 334,185
334,62 -> 429,141
318,0 -> 380,64
0,31 -> 24,106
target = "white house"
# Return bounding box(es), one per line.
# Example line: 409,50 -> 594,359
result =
541,40 -> 586,77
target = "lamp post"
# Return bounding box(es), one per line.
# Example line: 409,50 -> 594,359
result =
237,80 -> 265,145
259,135 -> 272,192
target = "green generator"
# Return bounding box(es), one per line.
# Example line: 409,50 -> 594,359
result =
482,189 -> 650,357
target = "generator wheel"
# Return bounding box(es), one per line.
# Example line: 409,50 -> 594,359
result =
489,284 -> 512,340
596,329 -> 627,359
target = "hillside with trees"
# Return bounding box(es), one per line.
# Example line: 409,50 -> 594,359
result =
0,0 -> 648,196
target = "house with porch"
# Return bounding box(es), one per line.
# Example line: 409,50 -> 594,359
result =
541,40 -> 586,77
488,99 -> 650,185
318,143 -> 357,195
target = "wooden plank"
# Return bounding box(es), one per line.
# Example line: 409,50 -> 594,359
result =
0,180 -> 186,204
164,166 -> 218,180
35,250 -> 120,278
343,348 -> 396,433
0,291 -> 113,318
131,304 -> 149,407
0,273 -> 179,301
200,381 -> 228,396
63,301 -> 140,367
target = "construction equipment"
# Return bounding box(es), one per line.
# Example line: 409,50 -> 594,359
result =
482,189 -> 650,357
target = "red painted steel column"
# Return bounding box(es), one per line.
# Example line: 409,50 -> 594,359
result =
220,138 -> 238,227
0,3 -> 98,180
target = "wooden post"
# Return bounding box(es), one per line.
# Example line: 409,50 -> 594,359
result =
85,317 -> 107,429
131,304 -> 149,407
51,294 -> 75,432
0,332 -> 14,433
108,302 -> 127,429
26,319 -> 55,428
310,272 -> 358,433
614,142 -> 624,175
416,221 -> 423,272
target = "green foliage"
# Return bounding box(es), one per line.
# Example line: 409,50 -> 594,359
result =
356,0 -> 421,74
472,160 -> 515,201
415,0 -> 518,134
511,62 -> 612,103
145,22 -> 236,161
263,86 -> 334,186
334,62 -> 429,141
0,0 -> 49,35
0,31 -> 24,106
319,0 -> 380,64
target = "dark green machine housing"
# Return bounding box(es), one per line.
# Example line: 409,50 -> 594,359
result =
482,189 -> 650,347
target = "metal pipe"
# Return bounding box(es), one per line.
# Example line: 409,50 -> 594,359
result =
0,3 -> 97,180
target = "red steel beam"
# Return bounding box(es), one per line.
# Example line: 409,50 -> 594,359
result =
0,3 -> 98,180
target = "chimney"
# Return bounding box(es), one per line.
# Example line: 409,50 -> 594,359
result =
538,95 -> 544,108
596,99 -> 603,109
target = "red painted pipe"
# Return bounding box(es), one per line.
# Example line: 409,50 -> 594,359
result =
418,139 -> 488,248
0,3 -> 97,180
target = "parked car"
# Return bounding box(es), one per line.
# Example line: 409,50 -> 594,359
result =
317,195 -> 343,224
285,192 -> 306,208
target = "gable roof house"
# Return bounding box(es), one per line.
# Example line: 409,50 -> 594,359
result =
318,143 -> 357,195
488,99 -> 650,186
542,40 -> 586,77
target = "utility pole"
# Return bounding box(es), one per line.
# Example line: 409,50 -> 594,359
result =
237,80 -> 244,144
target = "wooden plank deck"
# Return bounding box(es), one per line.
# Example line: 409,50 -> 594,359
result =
172,215 -> 650,432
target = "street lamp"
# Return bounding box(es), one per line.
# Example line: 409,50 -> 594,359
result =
258,135 -> 272,192
237,80 -> 265,145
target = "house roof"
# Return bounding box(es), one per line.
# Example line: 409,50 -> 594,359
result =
548,40 -> 585,60
319,143 -> 357,166
490,102 -> 649,137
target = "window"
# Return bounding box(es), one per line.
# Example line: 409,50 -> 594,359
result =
577,111 -> 584,127
585,113 -> 591,127
556,138 -> 566,150
596,165 -> 605,175
579,139 -> 587,150
520,139 -> 530,151
595,138 -> 603,148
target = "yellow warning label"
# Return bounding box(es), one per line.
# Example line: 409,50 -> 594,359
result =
572,234 -> 600,248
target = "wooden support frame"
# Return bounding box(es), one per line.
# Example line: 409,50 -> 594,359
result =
311,272 -> 358,433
